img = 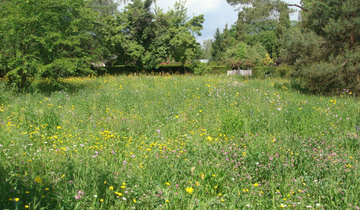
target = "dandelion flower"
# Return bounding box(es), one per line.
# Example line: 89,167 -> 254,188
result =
109,186 -> 114,190
34,177 -> 42,183
186,187 -> 194,194
15,198 -> 19,202
254,183 -> 258,187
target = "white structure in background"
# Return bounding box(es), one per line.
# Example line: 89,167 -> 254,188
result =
198,59 -> 209,64
227,69 -> 252,76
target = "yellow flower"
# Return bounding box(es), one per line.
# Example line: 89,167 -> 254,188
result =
25,205 -> 29,208
104,181 -> 107,184
45,188 -> 49,191
25,191 -> 29,194
200,173 -> 204,180
61,174 -> 65,178
212,174 -> 216,177
57,126 -> 61,129
122,182 -> 126,185
133,199 -> 136,203
15,198 -> 19,202
185,187 -> 194,194
215,186 -> 218,189
34,177 -> 42,183
115,192 -> 122,196
254,183 -> 258,187
121,186 -> 126,189
166,200 -> 169,203
109,186 -> 114,190
100,199 -> 104,202
166,182 -> 170,186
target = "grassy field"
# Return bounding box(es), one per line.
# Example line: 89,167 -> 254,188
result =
0,75 -> 359,209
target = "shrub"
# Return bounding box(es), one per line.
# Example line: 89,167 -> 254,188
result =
275,64 -> 293,78
192,62 -> 212,75
252,67 -> 276,78
211,66 -> 229,75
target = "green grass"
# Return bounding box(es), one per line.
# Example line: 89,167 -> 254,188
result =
0,75 -> 359,209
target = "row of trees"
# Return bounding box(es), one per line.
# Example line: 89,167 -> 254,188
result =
0,0 -> 204,90
207,0 -> 359,94
201,0 -> 293,68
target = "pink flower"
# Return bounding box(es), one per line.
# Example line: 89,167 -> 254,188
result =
75,194 -> 81,199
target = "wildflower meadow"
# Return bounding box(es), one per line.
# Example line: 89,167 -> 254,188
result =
0,75 -> 359,209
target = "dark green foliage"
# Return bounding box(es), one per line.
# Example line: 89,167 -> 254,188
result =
280,0 -> 360,95
210,66 -> 229,75
103,0 -> 204,70
192,63 -> 212,75
275,64 -> 293,78
292,49 -> 360,94
252,66 -> 276,78
0,0 -> 97,90
211,28 -> 224,63
96,65 -> 193,75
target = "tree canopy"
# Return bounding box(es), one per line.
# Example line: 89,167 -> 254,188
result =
0,0 -> 204,90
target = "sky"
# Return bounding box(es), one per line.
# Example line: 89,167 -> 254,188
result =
120,0 -> 301,44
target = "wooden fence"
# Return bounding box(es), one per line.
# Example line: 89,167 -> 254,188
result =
227,69 -> 252,76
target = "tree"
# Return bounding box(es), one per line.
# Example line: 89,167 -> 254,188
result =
227,0 -> 293,58
0,0 -> 98,90
211,28 -> 224,63
201,39 -> 213,60
103,0 -> 204,70
280,0 -> 360,94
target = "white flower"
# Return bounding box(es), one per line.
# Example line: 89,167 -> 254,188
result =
122,197 -> 126,201
93,195 -> 97,198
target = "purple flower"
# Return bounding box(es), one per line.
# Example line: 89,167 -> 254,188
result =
0,144 -> 3,147
157,130 -> 161,133
95,151 -> 98,154
80,144 -> 84,147
111,150 -> 116,154
357,125 -> 359,131
131,155 -> 136,158
123,161 -> 127,165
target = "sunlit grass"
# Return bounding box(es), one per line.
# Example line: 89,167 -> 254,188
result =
0,75 -> 359,209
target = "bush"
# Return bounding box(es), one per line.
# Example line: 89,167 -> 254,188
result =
275,64 -> 293,78
192,63 -> 212,75
252,67 -> 276,78
211,66 -> 228,75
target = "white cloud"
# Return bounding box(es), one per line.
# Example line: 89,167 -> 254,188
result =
186,0 -> 221,15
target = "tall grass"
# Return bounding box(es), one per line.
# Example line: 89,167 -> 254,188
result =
0,75 -> 359,209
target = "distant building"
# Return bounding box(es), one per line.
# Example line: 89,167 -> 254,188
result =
198,59 -> 209,64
